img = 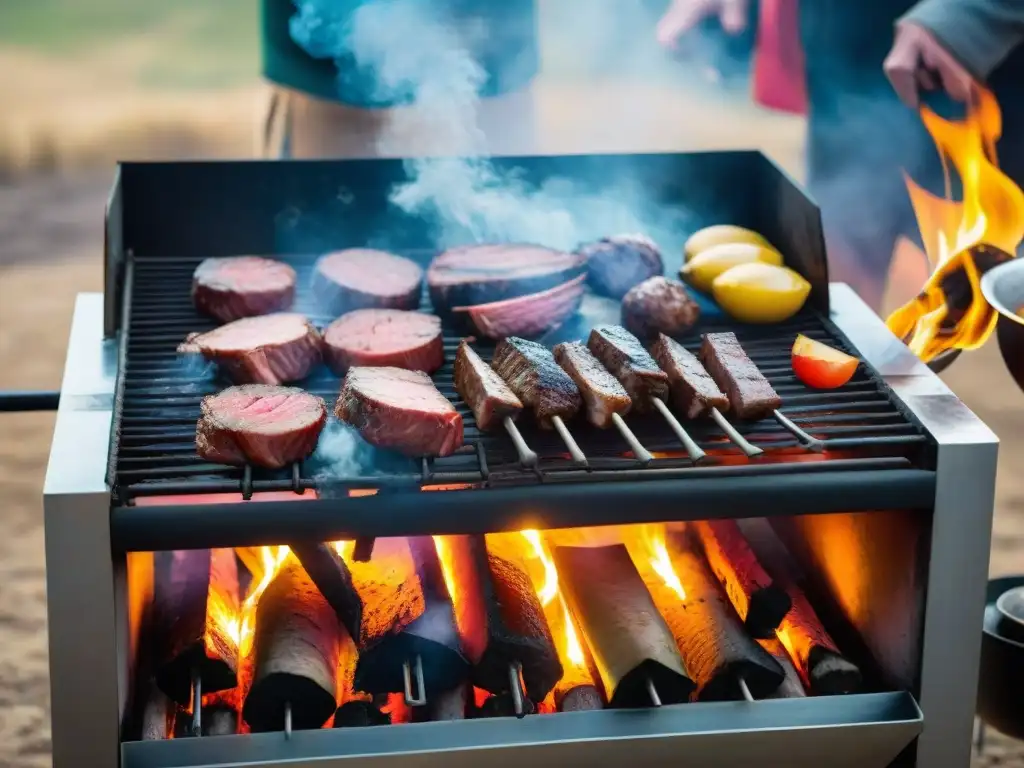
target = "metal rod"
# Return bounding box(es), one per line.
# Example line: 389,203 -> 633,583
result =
508,662 -> 526,718
190,670 -> 202,737
709,408 -> 764,458
737,675 -> 755,703
503,416 -> 538,468
772,409 -> 825,453
650,398 -> 706,462
284,701 -> 292,740
646,676 -> 662,707
0,390 -> 61,412
403,655 -> 428,707
551,416 -> 588,468
610,413 -> 653,465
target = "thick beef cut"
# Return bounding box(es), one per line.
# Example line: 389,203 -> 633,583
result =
578,234 -> 664,299
427,244 -> 585,312
586,325 -> 668,412
192,256 -> 297,323
323,309 -> 443,375
313,249 -> 423,317
179,313 -> 322,385
700,332 -> 782,419
650,333 -> 729,419
197,385 -> 327,469
335,367 -> 463,457
553,341 -> 631,429
453,341 -> 523,432
491,337 -> 581,429
455,275 -> 586,340
621,277 -> 701,339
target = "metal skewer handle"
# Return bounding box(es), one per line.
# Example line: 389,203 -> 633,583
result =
651,398 -> 706,462
190,670 -> 202,737
737,675 -> 755,703
772,410 -> 825,453
611,413 -> 653,465
403,655 -> 428,707
646,675 -> 662,707
508,662 -> 527,718
551,416 -> 588,468
503,416 -> 538,468
709,407 -> 764,458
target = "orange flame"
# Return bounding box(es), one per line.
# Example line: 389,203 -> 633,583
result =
236,545 -> 293,657
643,526 -> 686,600
886,89 -> 1024,362
520,530 -> 587,669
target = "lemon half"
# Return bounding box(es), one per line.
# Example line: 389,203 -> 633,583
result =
680,242 -> 784,293
684,225 -> 776,262
712,262 -> 811,324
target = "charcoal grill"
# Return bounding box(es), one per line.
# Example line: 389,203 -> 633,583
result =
41,151 -> 998,768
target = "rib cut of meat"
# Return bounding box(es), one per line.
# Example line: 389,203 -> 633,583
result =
700,332 -> 782,419
197,385 -> 327,469
621,276 -> 700,339
179,313 -> 322,385
454,274 -> 586,340
427,244 -> 585,312
586,325 -> 668,412
491,337 -> 581,429
335,367 -> 463,457
323,309 -> 443,375
650,333 -> 729,418
453,341 -> 523,432
313,249 -> 423,317
553,341 -> 631,428
191,256 -> 297,323
577,234 -> 664,299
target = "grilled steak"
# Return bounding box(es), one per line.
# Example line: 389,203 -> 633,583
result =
553,341 -> 631,428
313,249 -> 423,317
323,309 -> 443,375
650,333 -> 729,418
191,256 -> 297,323
491,337 -> 581,429
335,367 -> 463,457
621,276 -> 700,339
586,325 -> 668,412
196,385 -> 327,469
427,244 -> 585,312
453,341 -> 523,431
178,313 -> 322,385
700,332 -> 782,419
578,234 -> 664,299
455,275 -> 586,340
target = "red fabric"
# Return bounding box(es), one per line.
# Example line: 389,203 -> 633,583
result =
753,0 -> 808,115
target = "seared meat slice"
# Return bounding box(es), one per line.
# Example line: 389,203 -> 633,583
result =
313,249 -> 423,317
586,325 -> 668,412
699,332 -> 782,419
323,309 -> 443,375
553,341 -> 631,428
650,333 -> 729,419
192,256 -> 296,323
454,341 -> 524,431
491,337 -> 581,429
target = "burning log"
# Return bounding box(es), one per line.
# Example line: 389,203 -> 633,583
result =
759,638 -> 806,699
692,520 -> 791,638
333,701 -> 391,728
551,544 -> 695,707
153,549 -> 240,706
140,681 -> 176,741
242,560 -> 340,732
288,541 -> 363,641
558,684 -> 604,712
663,531 -> 784,701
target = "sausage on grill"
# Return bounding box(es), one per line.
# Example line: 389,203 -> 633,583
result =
699,332 -> 781,419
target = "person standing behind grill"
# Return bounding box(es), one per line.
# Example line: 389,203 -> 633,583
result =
261,0 -> 540,159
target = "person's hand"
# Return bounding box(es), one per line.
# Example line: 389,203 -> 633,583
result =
884,21 -> 980,109
656,0 -> 748,49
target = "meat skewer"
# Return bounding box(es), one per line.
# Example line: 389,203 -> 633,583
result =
454,340 -> 537,467
650,333 -> 763,458
700,332 -> 824,452
491,337 -> 587,466
587,325 -> 706,462
553,341 -> 652,465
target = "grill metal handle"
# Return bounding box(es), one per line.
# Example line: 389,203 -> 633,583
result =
0,390 -> 61,412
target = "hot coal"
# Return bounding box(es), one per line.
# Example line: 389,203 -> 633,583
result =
140,681 -> 176,741
427,244 -> 585,313
153,549 -> 240,705
578,235 -> 664,299
335,367 -> 463,457
288,542 -> 363,642
455,274 -> 587,340
621,277 -> 700,339
312,249 -> 423,317
650,334 -> 729,419
453,341 -> 524,432
323,309 -> 444,375
760,638 -> 806,699
558,684 -> 604,712
552,544 -> 694,708
178,313 -> 323,386
491,336 -> 581,429
333,701 -> 391,728
191,256 -> 297,323
700,332 -> 781,419
474,693 -> 536,718
243,561 -> 340,732
553,340 -> 631,429
412,682 -> 469,723
197,385 -> 327,469
587,325 -> 669,412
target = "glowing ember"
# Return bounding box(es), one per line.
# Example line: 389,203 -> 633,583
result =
432,535 -> 459,602
644,528 -> 686,600
331,540 -> 356,561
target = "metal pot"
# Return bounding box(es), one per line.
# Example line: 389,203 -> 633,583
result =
978,575 -> 1024,739
981,258 -> 1024,391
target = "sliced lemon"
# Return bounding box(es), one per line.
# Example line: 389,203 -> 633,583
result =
712,262 -> 811,324
683,225 -> 776,262
680,242 -> 784,293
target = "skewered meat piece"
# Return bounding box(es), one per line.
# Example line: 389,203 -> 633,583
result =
322,309 -> 444,375
491,337 -> 581,429
578,235 -> 665,299
621,276 -> 701,339
586,325 -> 669,412
192,256 -> 297,323
453,341 -> 524,431
699,332 -> 782,419
313,249 -> 423,317
650,334 -> 729,419
553,341 -> 631,429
